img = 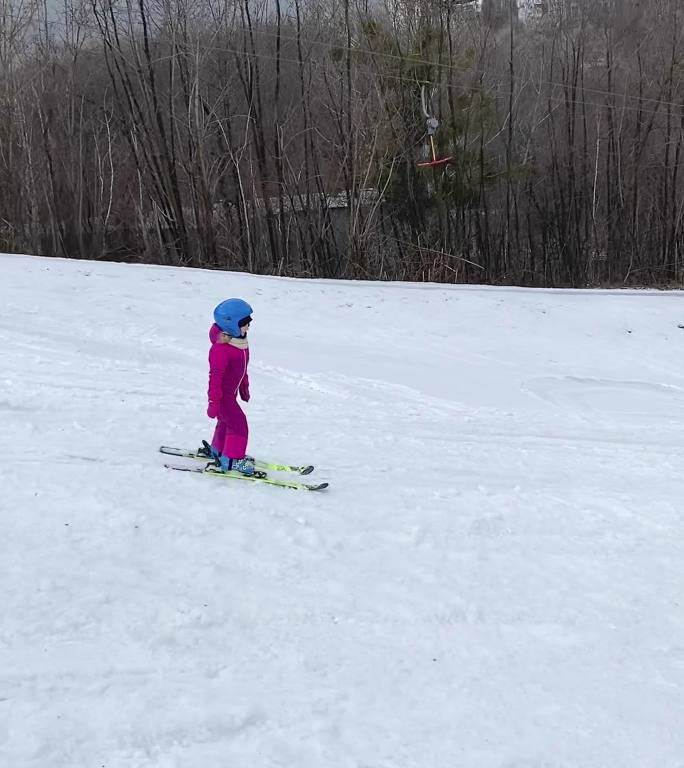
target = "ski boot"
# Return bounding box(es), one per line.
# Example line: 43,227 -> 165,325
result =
198,440 -> 220,460
219,455 -> 256,476
200,440 -> 255,468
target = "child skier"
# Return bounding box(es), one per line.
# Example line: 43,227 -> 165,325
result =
206,298 -> 254,475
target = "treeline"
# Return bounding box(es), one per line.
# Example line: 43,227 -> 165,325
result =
1,0 -> 683,286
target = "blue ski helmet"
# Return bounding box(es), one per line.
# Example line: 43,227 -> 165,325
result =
213,298 -> 253,337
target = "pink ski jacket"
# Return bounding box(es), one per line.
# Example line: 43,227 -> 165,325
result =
207,323 -> 250,420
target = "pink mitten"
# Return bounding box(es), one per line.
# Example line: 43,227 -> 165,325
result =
207,401 -> 219,419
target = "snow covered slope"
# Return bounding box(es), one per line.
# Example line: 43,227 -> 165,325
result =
1,253 -> 683,767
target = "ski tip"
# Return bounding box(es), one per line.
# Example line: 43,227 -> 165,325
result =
308,482 -> 329,491
164,463 -> 197,473
301,465 -> 314,475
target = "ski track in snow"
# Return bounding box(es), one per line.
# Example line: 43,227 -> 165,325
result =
1,253 -> 683,767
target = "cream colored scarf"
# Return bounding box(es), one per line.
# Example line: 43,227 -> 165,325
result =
218,332 -> 249,349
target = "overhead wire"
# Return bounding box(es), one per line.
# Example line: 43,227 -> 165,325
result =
29,9 -> 684,115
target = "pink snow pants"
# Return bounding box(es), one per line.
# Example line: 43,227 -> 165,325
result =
211,398 -> 249,459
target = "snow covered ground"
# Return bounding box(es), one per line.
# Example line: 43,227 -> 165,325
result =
1,253 -> 683,767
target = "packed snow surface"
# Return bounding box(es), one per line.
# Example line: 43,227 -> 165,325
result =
1,253 -> 683,767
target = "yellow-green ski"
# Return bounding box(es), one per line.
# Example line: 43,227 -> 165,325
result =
159,444 -> 314,475
164,463 -> 328,492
